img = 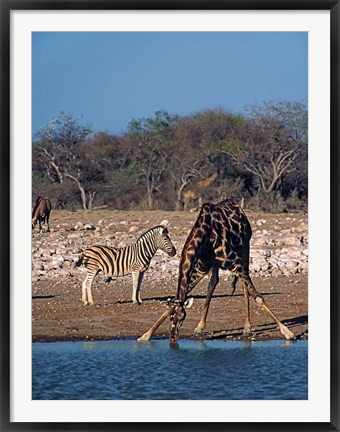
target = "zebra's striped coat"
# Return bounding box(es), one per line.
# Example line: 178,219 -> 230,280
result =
75,225 -> 176,305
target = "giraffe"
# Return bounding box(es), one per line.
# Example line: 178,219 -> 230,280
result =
182,172 -> 218,211
138,199 -> 295,344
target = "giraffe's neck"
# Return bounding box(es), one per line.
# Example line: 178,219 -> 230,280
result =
177,208 -> 212,300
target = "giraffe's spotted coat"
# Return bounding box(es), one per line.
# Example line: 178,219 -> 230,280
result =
139,199 -> 296,344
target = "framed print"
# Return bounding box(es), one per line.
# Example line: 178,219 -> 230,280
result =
1,1 -> 339,431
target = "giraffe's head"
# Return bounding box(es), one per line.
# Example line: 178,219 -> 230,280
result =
167,297 -> 194,344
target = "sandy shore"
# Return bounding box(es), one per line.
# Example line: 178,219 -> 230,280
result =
32,209 -> 308,342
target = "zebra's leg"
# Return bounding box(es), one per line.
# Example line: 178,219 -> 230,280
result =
81,280 -> 88,305
131,270 -> 143,305
136,272 -> 145,304
82,272 -> 97,306
194,268 -> 219,336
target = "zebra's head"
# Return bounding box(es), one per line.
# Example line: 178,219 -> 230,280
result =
167,297 -> 194,344
157,226 -> 176,257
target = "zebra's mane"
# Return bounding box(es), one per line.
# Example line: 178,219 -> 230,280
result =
136,225 -> 166,243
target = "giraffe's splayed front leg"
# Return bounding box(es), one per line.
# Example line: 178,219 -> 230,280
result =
137,309 -> 169,342
137,298 -> 193,343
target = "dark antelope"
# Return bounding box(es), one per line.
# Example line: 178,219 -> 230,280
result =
75,225 -> 176,305
138,199 -> 295,344
32,196 -> 52,232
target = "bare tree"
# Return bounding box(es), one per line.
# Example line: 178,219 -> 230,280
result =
34,112 -> 95,209
215,176 -> 244,202
232,139 -> 299,194
227,101 -> 307,197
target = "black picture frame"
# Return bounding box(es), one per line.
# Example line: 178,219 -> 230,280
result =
1,1 -> 339,431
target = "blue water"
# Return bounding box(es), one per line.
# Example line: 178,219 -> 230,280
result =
32,339 -> 307,400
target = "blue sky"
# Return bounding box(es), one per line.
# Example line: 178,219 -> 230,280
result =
32,32 -> 307,136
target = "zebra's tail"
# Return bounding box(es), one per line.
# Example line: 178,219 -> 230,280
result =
74,254 -> 83,268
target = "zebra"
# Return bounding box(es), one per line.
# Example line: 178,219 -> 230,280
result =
75,225 -> 176,306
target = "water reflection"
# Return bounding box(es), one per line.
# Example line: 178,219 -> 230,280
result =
33,339 -> 308,400
169,342 -> 179,350
82,341 -> 96,351
78,337 -> 297,353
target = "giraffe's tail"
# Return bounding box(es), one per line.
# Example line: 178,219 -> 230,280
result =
231,276 -> 238,295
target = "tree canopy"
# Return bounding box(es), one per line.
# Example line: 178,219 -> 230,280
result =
32,101 -> 308,212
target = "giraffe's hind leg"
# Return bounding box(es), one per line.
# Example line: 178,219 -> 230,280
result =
230,272 -> 251,335
242,284 -> 251,336
239,273 -> 295,340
